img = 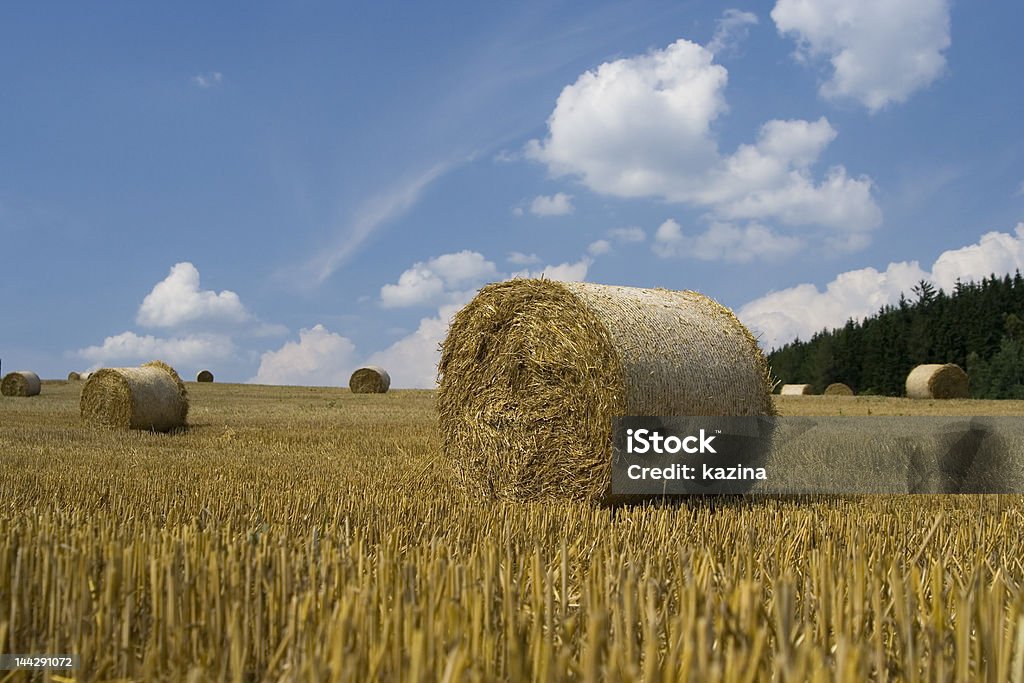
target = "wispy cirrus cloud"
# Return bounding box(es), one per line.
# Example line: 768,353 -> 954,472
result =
707,9 -> 759,57
191,71 -> 223,88
291,160 -> 459,287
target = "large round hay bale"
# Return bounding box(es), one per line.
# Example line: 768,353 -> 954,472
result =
823,382 -> 854,396
1,371 -> 41,397
67,371 -> 81,381
196,370 -> 214,383
349,366 -> 390,393
437,279 -> 775,501
906,363 -> 969,399
80,360 -> 189,431
780,384 -> 813,395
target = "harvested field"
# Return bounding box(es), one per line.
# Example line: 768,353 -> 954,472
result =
2,383 -> 1024,680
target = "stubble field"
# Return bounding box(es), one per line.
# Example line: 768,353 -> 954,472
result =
2,381 -> 1024,681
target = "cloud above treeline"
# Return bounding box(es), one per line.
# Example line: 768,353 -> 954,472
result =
740,223 -> 1024,350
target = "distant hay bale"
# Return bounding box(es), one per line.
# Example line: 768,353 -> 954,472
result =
824,382 -> 854,396
780,384 -> 813,395
80,360 -> 189,431
437,279 -> 775,502
1,371 -> 41,397
80,372 -> 92,381
67,371 -> 81,381
196,370 -> 214,383
349,366 -> 390,394
906,363 -> 969,399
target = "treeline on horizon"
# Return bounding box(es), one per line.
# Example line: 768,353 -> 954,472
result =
767,271 -> 1024,398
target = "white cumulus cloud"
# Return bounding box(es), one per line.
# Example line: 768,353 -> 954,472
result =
526,38 -> 880,254
251,324 -> 357,386
930,223 -> 1024,291
740,223 -> 1024,350
654,219 -> 802,263
379,265 -> 446,309
380,251 -> 498,309
367,247 -> 597,387
772,0 -> 951,112
511,257 -> 592,282
137,262 -> 252,329
507,251 -> 542,265
740,262 -> 928,349
366,301 -> 467,389
529,192 -> 575,216
527,39 -> 725,198
77,331 -> 236,370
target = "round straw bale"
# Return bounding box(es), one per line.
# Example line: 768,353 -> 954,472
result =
437,279 -> 775,502
1,371 -> 41,397
196,370 -> 214,383
906,363 -> 969,399
67,371 -> 81,381
780,384 -> 813,395
80,360 -> 189,431
349,366 -> 390,393
823,382 -> 854,396
80,372 -> 92,381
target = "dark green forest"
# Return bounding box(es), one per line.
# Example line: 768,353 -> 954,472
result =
766,272 -> 1024,398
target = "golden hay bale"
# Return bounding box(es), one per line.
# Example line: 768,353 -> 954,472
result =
196,370 -> 214,383
349,366 -> 390,393
823,382 -> 854,396
80,360 -> 189,431
67,371 -> 81,381
780,384 -> 813,395
1,371 -> 41,397
906,363 -> 969,399
437,279 -> 775,502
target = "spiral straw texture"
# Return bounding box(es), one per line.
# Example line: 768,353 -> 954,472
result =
437,279 -> 775,502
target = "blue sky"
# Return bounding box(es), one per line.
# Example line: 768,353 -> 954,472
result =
2,1 -> 1022,387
